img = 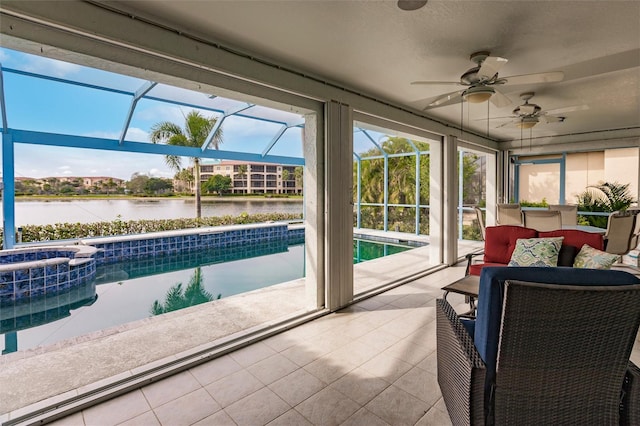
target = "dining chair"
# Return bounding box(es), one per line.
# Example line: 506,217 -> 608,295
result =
474,206 -> 486,240
604,211 -> 637,255
523,210 -> 562,232
548,204 -> 578,226
497,203 -> 523,225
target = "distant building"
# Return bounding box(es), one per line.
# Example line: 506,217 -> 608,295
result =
13,176 -> 124,192
183,160 -> 302,195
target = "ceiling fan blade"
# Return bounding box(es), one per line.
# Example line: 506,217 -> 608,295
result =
489,89 -> 512,108
503,71 -> 565,86
478,56 -> 508,80
540,115 -> 564,124
410,80 -> 462,86
424,90 -> 464,109
544,104 -> 589,115
495,120 -> 518,128
473,115 -> 515,121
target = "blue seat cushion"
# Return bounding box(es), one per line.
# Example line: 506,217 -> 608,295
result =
474,266 -> 640,389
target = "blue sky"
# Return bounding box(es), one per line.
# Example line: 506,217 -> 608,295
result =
0,47 -> 304,181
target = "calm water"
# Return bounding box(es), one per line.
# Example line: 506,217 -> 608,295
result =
0,239 -> 414,353
5,198 -> 303,226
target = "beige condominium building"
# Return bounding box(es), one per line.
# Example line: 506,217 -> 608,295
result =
198,160 -> 303,195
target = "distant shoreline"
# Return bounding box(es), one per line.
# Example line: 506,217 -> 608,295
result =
14,195 -> 303,202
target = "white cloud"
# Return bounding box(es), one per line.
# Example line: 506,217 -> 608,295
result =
62,170 -> 72,175
58,165 -> 71,170
23,56 -> 81,78
83,127 -> 149,143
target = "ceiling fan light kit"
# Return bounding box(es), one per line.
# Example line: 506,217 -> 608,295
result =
462,86 -> 495,103
397,0 -> 428,11
516,117 -> 539,129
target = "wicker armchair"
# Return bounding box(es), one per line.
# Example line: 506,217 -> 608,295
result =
436,267 -> 640,425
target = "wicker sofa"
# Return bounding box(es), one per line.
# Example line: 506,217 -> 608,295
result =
465,225 -> 605,276
436,266 -> 640,425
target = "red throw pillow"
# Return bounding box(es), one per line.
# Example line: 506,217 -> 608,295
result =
483,225 -> 538,264
539,229 -> 604,251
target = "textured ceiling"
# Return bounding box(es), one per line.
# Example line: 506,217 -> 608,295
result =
107,0 -> 639,142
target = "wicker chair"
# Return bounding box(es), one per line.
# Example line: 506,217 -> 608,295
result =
436,267 -> 640,425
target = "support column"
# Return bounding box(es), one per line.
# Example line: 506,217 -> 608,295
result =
325,101 -> 353,311
2,132 -> 15,249
485,152 -> 498,226
443,135 -> 459,266
303,112 -> 324,309
429,138 -> 443,265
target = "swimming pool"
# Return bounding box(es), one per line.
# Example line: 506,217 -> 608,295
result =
0,238 -> 416,354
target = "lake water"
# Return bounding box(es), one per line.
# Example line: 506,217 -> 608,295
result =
3,198 -> 304,226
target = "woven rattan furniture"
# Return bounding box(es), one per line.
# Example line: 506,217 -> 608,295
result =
436,266 -> 640,425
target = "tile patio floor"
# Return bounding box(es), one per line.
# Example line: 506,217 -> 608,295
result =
44,264 -> 471,426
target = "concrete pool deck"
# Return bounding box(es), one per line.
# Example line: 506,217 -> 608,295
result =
0,233 -> 483,421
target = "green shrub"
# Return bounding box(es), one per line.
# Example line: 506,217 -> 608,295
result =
3,213 -> 303,249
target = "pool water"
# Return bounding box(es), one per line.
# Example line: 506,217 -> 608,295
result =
1,238 -> 415,354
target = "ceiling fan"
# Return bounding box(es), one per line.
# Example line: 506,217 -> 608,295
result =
412,51 -> 565,109
490,92 -> 590,129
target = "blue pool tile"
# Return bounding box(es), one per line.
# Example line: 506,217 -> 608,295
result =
0,271 -> 14,283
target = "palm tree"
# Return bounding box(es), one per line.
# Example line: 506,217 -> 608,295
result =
150,267 -> 220,315
150,110 -> 223,218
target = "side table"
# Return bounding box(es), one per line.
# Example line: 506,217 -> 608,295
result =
441,274 -> 480,318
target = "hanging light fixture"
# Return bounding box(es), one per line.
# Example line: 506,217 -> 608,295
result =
462,86 -> 495,103
397,0 -> 428,11
516,116 -> 539,129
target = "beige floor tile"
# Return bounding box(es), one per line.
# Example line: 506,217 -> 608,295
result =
330,367 -> 390,406
153,388 -> 220,426
393,366 -> 441,406
262,331 -> 305,353
388,292 -> 435,309
365,385 -> 431,426
280,341 -> 324,367
324,340 -> 380,367
415,405 -> 453,426
229,341 -> 277,367
303,353 -> 358,384
225,387 -> 289,426
266,409 -> 313,426
47,411 -> 85,426
141,371 -> 201,408
204,369 -> 264,407
191,409 -> 236,426
268,368 -> 325,406
117,410 -> 160,426
360,352 -> 413,383
383,338 -> 433,366
333,318 -> 377,339
353,297 -> 387,311
416,351 -> 438,374
82,390 -> 150,426
355,328 -> 403,352
189,355 -> 243,386
247,353 -> 299,385
294,387 -> 360,425
341,407 -> 390,426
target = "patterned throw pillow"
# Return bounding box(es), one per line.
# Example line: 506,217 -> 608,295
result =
508,237 -> 564,267
573,244 -> 620,269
